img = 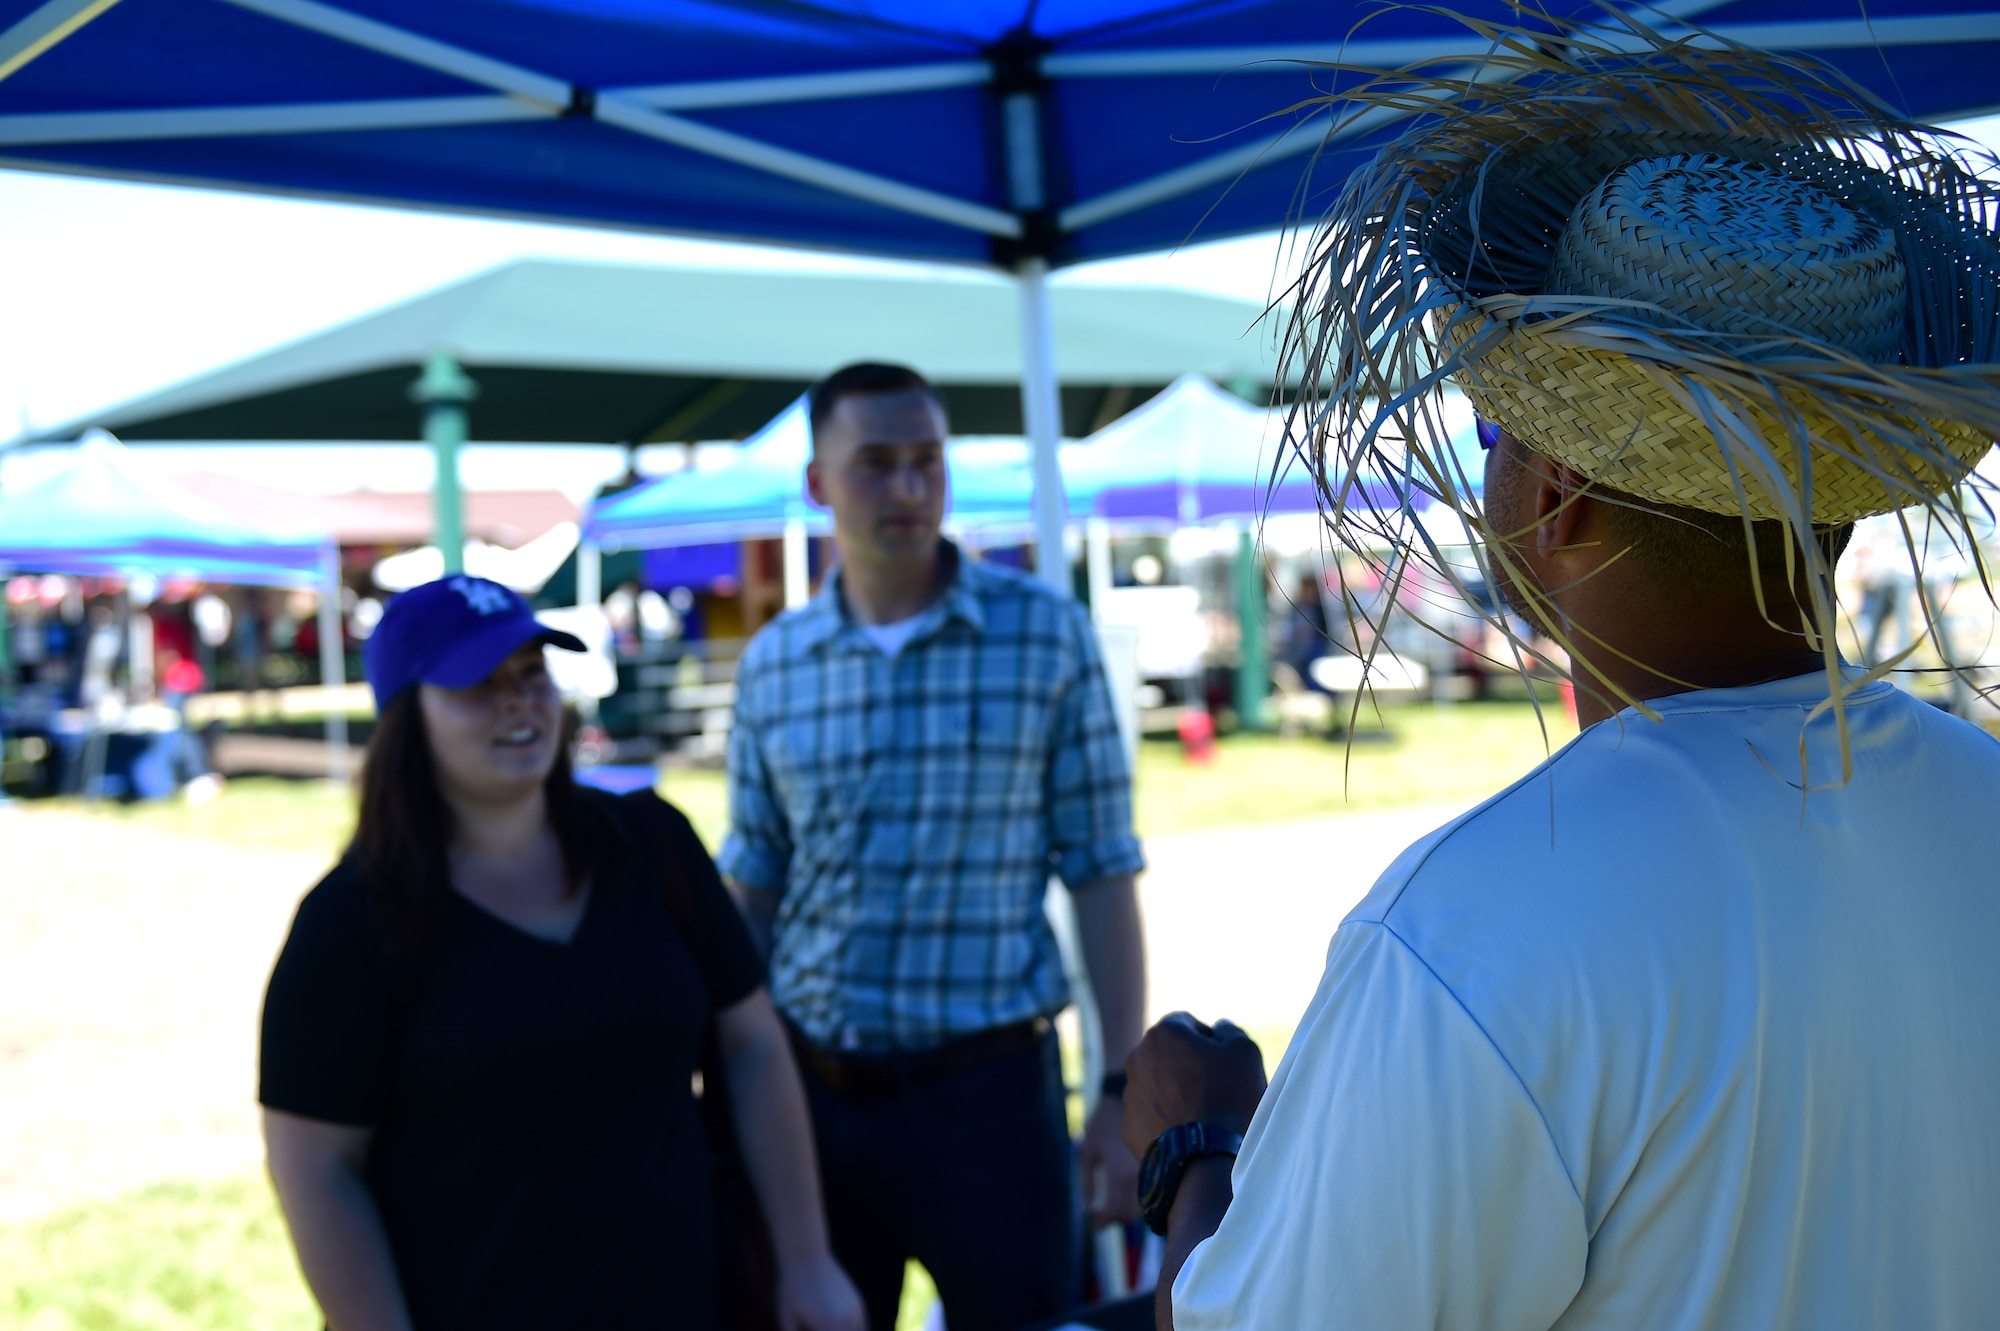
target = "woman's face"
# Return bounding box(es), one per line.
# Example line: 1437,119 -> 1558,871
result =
419,642 -> 563,808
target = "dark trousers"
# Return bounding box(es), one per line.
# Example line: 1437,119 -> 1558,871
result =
801,1029 -> 1078,1331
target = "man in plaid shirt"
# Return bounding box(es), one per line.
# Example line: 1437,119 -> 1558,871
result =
720,363 -> 1147,1331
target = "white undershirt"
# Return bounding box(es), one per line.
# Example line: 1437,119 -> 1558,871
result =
859,614 -> 924,658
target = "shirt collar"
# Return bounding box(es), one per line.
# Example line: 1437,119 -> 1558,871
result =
1611,664 -> 1893,722
791,540 -> 986,655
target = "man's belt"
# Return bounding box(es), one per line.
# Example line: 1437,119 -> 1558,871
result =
786,1016 -> 1052,1095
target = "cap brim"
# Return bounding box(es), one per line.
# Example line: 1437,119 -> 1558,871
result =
423,617 -> 589,690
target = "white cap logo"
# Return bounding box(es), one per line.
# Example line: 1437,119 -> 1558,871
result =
449,576 -> 511,616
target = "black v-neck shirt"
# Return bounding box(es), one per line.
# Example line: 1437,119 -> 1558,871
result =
260,790 -> 763,1331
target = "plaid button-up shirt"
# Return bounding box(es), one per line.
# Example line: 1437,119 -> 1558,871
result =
718,547 -> 1144,1052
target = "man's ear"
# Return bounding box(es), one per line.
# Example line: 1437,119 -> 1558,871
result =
1536,462 -> 1594,554
804,457 -> 826,508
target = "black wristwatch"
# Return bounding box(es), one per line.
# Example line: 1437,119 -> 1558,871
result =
1137,1121 -> 1244,1236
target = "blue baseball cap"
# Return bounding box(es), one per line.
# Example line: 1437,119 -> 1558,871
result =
363,575 -> 587,707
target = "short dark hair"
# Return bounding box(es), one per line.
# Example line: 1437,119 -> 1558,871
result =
351,689 -> 593,948
1597,489 -> 1854,586
807,362 -> 944,444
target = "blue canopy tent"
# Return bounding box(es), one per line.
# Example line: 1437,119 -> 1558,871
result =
5,0 -> 1998,595
586,400 -> 825,555
0,431 -> 350,770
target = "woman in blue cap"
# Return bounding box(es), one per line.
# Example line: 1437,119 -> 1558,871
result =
258,575 -> 863,1331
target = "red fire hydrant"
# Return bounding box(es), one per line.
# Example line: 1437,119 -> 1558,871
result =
1177,707 -> 1217,765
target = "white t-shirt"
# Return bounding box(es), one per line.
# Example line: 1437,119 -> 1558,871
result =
859,613 -> 925,658
1175,671 -> 2000,1330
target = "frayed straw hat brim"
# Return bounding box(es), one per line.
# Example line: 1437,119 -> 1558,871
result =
1444,310 -> 1999,523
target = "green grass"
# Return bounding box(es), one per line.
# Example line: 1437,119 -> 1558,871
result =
9,777 -> 357,859
1131,701 -> 1573,840
0,1179 -> 315,1331
0,1178 -> 941,1331
655,765 -> 729,852
7,701 -> 1570,860
6,770 -> 721,862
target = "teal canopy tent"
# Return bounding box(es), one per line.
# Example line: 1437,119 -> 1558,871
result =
0,432 -> 349,769
0,434 -> 330,587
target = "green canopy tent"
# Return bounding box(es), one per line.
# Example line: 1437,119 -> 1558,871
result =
38,259 -> 1284,579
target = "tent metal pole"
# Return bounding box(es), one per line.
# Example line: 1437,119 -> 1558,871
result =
1016,259 -> 1069,595
0,585 -> 12,708
576,537 -> 602,610
0,0 -> 124,87
318,544 -> 348,781
412,352 -> 476,576
573,538 -> 602,723
1085,516 -> 1112,620
782,517 -> 810,609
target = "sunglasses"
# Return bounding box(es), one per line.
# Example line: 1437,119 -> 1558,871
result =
1475,419 -> 1503,452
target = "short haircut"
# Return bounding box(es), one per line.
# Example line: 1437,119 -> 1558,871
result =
1597,488 -> 1854,587
807,362 -> 945,445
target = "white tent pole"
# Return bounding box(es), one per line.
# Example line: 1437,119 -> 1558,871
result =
782,517 -> 810,609
318,543 -> 349,781
573,537 -> 603,723
1086,516 -> 1113,620
1017,258 -> 1070,595
576,537 -> 602,610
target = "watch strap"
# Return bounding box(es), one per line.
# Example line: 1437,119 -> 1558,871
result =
1138,1121 -> 1244,1236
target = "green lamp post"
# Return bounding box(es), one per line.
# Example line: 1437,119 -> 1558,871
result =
1234,526 -> 1269,731
410,352 -> 478,576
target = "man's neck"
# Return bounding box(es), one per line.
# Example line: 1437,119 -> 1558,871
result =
1571,645 -> 1831,727
1564,580 -> 1835,727
839,540 -> 949,626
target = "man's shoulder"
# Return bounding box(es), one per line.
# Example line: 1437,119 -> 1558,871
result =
1345,712 -> 1740,932
1344,748 -> 1582,929
961,557 -> 1091,637
962,554 -> 1047,597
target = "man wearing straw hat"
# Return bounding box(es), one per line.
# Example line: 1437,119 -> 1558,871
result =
1119,16 -> 2000,1331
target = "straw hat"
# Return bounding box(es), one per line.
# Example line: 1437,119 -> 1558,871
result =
1289,15 -> 2000,530
1276,11 -> 2000,730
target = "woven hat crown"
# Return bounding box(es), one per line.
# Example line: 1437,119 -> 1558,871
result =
1545,153 -> 1908,362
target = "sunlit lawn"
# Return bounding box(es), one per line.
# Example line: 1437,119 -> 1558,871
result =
0,1180 -> 315,1331
9,699 -> 1572,862
1131,700 -> 1572,839
1,700 -> 1568,1328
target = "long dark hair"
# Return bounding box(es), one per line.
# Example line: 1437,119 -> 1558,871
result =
352,688 -> 595,948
